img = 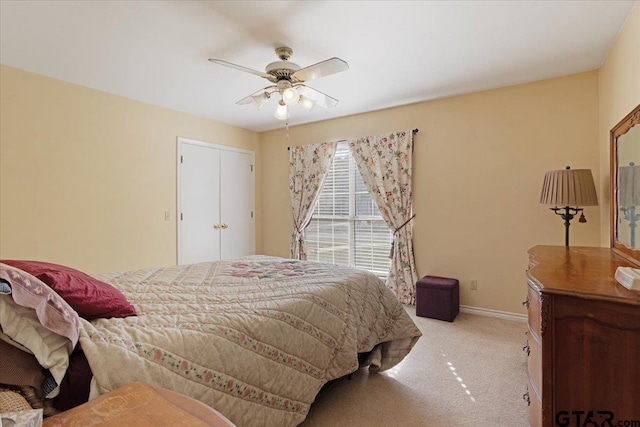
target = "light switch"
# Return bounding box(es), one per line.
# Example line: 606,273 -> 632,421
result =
164,211 -> 171,221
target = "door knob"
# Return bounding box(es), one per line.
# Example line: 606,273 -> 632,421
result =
221,223 -> 228,229
214,224 -> 221,230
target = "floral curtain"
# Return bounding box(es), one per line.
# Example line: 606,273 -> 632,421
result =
348,130 -> 418,304
288,141 -> 338,260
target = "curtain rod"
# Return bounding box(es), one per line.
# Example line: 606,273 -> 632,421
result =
287,128 -> 419,150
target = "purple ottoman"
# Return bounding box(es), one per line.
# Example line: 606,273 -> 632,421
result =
416,276 -> 459,322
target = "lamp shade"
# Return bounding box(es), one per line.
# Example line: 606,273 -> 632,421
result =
300,95 -> 316,111
540,167 -> 598,206
274,101 -> 289,120
618,162 -> 640,207
249,92 -> 270,110
282,87 -> 299,106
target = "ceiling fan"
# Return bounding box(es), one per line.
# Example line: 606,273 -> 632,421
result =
208,47 -> 349,120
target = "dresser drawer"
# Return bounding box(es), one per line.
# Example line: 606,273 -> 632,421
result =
526,335 -> 542,401
527,380 -> 542,427
526,283 -> 542,338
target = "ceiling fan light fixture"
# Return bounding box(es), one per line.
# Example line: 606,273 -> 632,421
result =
300,95 -> 316,111
274,100 -> 289,120
210,46 -> 349,121
250,92 -> 270,110
282,87 -> 299,106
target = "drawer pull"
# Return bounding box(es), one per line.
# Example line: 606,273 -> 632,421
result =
523,343 -> 530,356
523,392 -> 531,406
522,299 -> 530,308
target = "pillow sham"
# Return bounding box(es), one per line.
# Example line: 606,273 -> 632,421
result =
0,264 -> 80,345
1,260 -> 136,320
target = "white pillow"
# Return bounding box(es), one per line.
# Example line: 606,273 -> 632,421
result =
0,295 -> 72,398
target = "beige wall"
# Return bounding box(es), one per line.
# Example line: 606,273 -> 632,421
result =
0,65 -> 262,273
259,72 -> 601,314
5,29 -> 627,314
598,2 -> 640,246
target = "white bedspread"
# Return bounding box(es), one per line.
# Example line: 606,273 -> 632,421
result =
79,256 -> 421,426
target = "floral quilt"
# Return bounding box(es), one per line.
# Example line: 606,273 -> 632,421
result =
79,256 -> 422,427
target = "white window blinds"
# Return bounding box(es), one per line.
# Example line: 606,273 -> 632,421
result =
305,141 -> 392,279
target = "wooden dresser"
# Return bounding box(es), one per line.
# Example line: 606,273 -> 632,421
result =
525,246 -> 640,427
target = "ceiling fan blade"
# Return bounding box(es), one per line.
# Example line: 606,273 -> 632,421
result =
208,58 -> 276,82
297,86 -> 339,109
236,86 -> 277,110
292,58 -> 349,83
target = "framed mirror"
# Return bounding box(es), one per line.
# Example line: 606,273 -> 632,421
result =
610,104 -> 640,264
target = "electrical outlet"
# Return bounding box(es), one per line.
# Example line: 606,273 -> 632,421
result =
470,279 -> 478,290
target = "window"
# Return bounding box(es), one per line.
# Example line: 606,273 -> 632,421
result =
305,141 -> 392,279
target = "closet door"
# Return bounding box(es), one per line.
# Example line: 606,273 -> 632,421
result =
178,138 -> 255,265
220,150 -> 255,259
179,142 -> 221,264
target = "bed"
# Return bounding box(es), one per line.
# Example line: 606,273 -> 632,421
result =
0,256 -> 421,426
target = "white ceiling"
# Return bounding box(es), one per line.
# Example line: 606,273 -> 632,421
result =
1,1 -> 636,132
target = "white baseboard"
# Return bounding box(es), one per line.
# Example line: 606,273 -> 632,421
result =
459,305 -> 527,322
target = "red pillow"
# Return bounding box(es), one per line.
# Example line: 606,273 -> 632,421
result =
1,260 -> 136,320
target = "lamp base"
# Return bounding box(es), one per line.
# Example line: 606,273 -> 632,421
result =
550,206 -> 584,246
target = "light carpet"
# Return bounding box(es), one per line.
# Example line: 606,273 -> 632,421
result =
301,306 -> 529,427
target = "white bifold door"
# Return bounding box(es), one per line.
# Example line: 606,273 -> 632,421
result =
178,138 -> 255,265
